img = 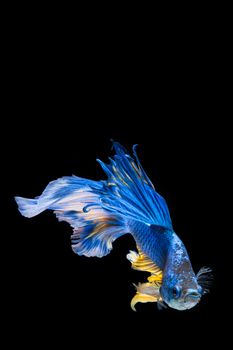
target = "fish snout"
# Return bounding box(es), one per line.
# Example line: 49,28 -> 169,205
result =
184,289 -> 201,302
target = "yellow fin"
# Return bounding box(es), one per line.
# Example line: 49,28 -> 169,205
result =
131,293 -> 158,311
127,247 -> 163,310
130,282 -> 162,311
127,247 -> 162,277
148,274 -> 163,284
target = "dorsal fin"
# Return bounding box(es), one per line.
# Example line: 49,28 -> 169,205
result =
97,142 -> 173,228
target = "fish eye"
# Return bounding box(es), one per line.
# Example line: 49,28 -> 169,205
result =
172,286 -> 181,299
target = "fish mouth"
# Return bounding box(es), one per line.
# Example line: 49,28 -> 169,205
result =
184,289 -> 201,302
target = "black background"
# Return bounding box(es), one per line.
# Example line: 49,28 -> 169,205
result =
2,10 -> 230,348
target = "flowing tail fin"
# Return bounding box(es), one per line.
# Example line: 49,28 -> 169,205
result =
15,176 -> 127,257
15,197 -> 45,218
15,142 -> 172,258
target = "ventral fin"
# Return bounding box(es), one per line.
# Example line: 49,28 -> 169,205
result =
130,282 -> 162,311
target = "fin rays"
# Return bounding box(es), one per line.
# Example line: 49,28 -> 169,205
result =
127,247 -> 163,311
97,142 -> 173,228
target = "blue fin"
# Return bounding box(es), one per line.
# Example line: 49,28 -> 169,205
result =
15,197 -> 43,218
97,142 -> 172,229
15,176 -> 127,257
15,142 -> 172,258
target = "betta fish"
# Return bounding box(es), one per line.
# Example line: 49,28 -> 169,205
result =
15,142 -> 211,311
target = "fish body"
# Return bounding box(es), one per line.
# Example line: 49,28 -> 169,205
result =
127,220 -> 201,310
127,220 -> 172,268
15,142 -> 211,311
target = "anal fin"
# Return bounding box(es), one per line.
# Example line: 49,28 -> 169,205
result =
127,247 -> 163,311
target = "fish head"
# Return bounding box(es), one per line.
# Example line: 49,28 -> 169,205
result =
160,284 -> 203,311
159,233 -> 212,311
160,267 -> 203,311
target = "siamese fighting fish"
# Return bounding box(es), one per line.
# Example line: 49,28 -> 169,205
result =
15,143 -> 211,311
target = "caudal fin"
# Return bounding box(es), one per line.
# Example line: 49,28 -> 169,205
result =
15,197 -> 45,218
15,142 -> 172,258
15,176 -> 128,257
